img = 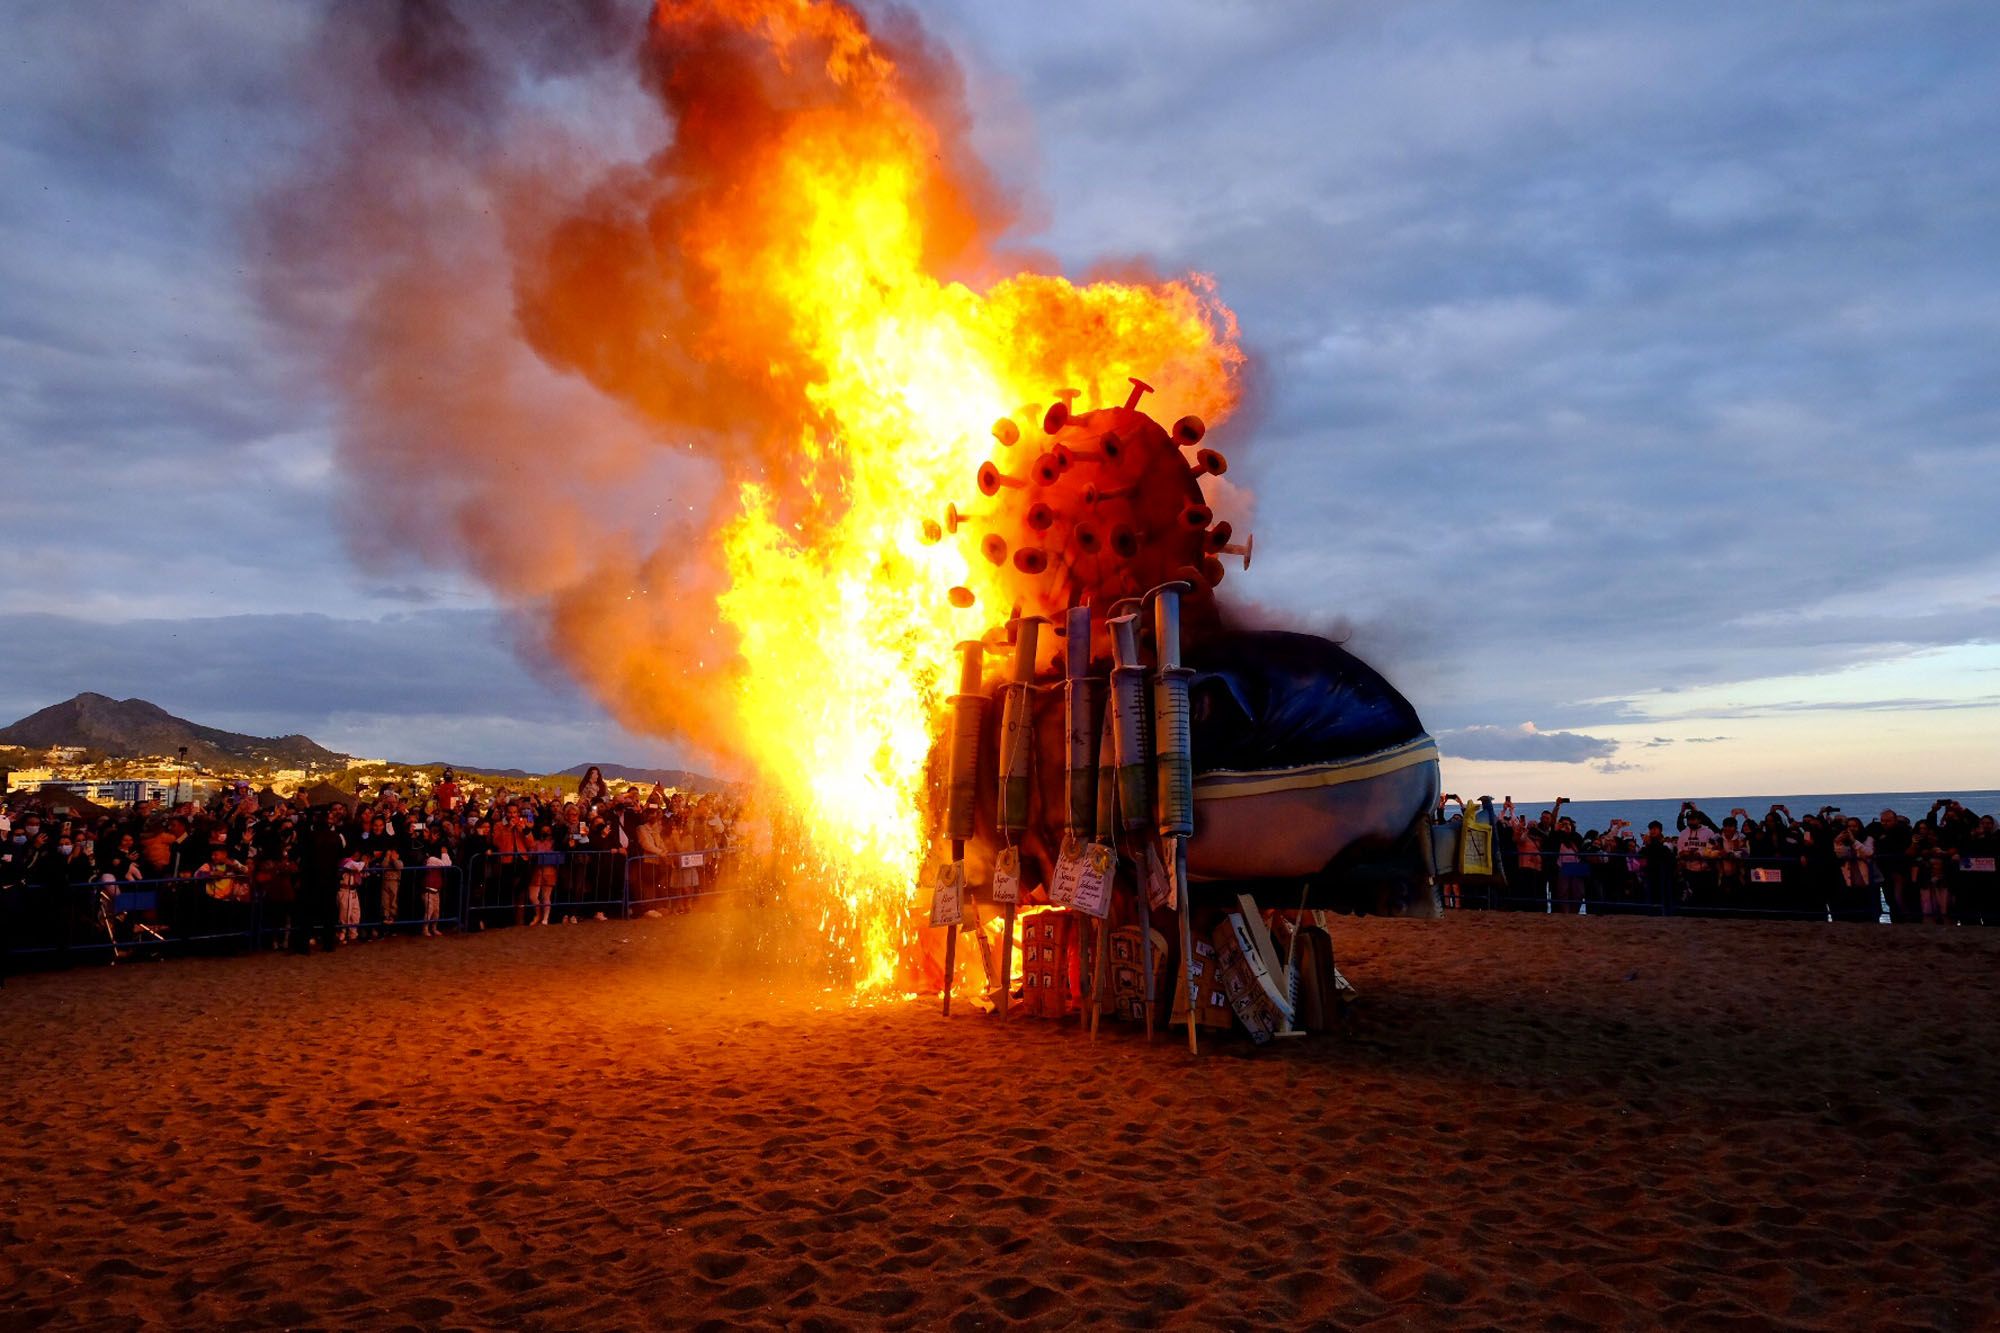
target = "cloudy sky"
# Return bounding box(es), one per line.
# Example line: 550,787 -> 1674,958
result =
3,1 -> 1996,796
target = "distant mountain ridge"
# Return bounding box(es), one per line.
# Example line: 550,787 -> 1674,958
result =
0,693 -> 348,770
558,762 -> 727,792
0,693 -> 724,788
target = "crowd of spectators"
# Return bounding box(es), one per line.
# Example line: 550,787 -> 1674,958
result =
0,766 -> 748,960
1443,796 -> 1999,924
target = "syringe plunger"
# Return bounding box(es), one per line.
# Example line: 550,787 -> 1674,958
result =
1063,605 -> 1102,837
1108,614 -> 1153,833
997,618 -> 1044,834
1152,587 -> 1196,839
945,640 -> 985,841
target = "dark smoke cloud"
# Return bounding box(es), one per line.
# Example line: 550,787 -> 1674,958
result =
256,0 -> 1034,760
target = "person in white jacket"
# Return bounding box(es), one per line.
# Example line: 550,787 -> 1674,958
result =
1833,817 -> 1879,920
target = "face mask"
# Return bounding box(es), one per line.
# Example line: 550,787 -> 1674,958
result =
10,835 -> 23,845
60,843 -> 74,855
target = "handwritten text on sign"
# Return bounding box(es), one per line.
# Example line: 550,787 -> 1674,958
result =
1071,843 -> 1115,918
990,847 -> 1020,905
930,863 -> 965,927
1047,835 -> 1087,908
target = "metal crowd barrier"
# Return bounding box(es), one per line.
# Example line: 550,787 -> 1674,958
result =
626,847 -> 740,915
1439,846 -> 1999,923
461,846 -> 739,927
0,874 -> 265,962
0,864 -> 468,966
342,862 -> 467,937
464,848 -> 630,927
2,846 -> 755,966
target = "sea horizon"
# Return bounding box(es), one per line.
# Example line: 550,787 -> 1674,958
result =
1463,789 -> 2000,832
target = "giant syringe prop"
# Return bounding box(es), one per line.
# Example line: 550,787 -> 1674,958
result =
1062,604 -> 1106,1037
1106,609 -> 1157,1040
942,639 -> 985,1018
995,616 -> 1044,1019
1149,581 -> 1200,1055
1092,683 -> 1119,1041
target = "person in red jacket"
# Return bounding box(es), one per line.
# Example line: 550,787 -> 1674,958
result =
491,803 -> 532,928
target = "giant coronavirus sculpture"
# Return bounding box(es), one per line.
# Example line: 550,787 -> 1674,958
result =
926,378 -> 1440,1052
930,379 -> 1236,624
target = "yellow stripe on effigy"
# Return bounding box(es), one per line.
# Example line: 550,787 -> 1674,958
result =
1191,736 -> 1441,802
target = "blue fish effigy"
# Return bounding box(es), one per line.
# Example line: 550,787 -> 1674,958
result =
1186,629 -> 1440,915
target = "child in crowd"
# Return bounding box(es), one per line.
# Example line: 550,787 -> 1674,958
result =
527,823 -> 557,926
338,850 -> 366,943
370,838 -> 403,938
422,838 -> 451,936
1914,851 -> 1953,925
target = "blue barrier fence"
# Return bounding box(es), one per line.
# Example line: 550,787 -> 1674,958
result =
1438,846 -> 1998,923
2,846 -> 741,969
459,848 -> 741,925
0,865 -> 469,962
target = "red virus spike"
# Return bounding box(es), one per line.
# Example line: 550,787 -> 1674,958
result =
979,462 -> 1027,496
944,501 -> 991,534
1043,388 -> 1080,435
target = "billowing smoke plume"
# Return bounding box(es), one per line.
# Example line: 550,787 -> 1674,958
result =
260,0 -> 1243,792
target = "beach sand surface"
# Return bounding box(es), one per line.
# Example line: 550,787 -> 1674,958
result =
2,910 -> 1997,1330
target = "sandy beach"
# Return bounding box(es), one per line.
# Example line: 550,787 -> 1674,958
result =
3,909 -> 1996,1330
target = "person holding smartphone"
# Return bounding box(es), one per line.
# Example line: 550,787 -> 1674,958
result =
1676,804 -> 1719,911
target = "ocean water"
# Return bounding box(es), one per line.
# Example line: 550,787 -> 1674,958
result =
1478,790 -> 2000,834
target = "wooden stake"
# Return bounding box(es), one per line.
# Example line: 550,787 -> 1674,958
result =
999,897 -> 1015,1018
1175,837 -> 1198,1055
1090,916 -> 1109,1040
942,838 -> 962,1017
1140,897 -> 1157,1040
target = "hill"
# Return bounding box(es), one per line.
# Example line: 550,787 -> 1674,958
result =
0,693 -> 348,771
559,761 -> 728,792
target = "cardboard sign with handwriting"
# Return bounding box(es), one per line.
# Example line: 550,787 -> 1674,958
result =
1143,841 -> 1173,910
1048,835 -> 1087,908
1072,842 -> 1115,919
929,862 -> 965,927
990,846 -> 1021,905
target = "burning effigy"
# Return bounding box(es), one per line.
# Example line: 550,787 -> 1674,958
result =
263,0 -> 1438,1044
918,383 -> 1439,1051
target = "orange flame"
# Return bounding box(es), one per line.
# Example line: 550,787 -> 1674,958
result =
655,0 -> 1242,988
263,0 -> 1244,992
